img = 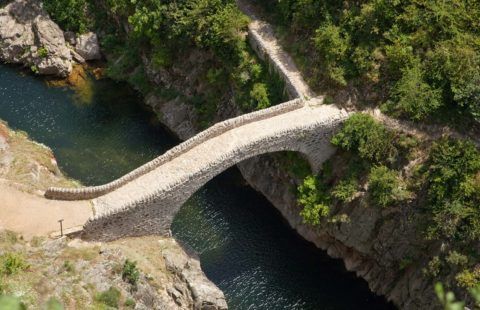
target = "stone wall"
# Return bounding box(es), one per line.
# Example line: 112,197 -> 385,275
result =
248,21 -> 315,100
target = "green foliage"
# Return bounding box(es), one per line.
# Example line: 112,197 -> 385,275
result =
332,178 -> 358,203
45,298 -> 64,310
0,231 -> 18,245
95,287 -> 121,308
38,47 -> 48,58
124,298 -> 136,308
331,114 -> 396,163
455,268 -> 480,289
43,0 -> 90,33
435,283 -> 464,310
0,296 -> 26,310
368,166 -> 408,208
446,251 -> 468,268
297,175 -> 330,225
424,256 -> 442,278
0,252 -> 29,276
383,61 -> 442,120
249,83 -> 270,110
277,151 -> 311,180
63,260 -> 75,273
122,259 -> 140,287
30,65 -> 39,74
314,22 -> 349,86
425,138 -> 480,242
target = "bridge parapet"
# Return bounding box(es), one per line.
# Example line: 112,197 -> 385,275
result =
45,98 -> 304,200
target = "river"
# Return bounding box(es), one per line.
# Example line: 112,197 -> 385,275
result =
0,65 -> 394,309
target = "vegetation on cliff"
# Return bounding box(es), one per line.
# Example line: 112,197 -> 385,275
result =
297,113 -> 480,307
257,0 -> 480,125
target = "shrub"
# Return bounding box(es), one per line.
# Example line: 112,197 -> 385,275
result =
368,166 -> 408,208
125,298 -> 136,308
95,287 -> 121,308
383,61 -> 442,120
425,138 -> 480,242
314,22 -> 349,86
0,296 -> 26,310
38,47 -> 48,58
122,259 -> 140,287
43,0 -> 89,33
1,252 -> 29,275
250,83 -> 270,110
63,260 -> 75,273
297,175 -> 330,225
332,178 -> 358,203
45,298 -> 63,310
424,256 -> 442,278
331,114 -> 396,163
446,251 -> 469,267
456,268 -> 480,289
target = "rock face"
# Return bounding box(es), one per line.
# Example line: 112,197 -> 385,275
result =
0,0 -> 72,76
75,32 -> 101,60
163,245 -> 228,310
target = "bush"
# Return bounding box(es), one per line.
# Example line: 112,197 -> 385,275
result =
383,61 -> 442,120
297,175 -> 330,225
43,0 -> 90,33
38,47 -> 48,58
0,296 -> 26,310
456,268 -> 480,289
95,287 -> 121,308
122,259 -> 140,287
331,113 -> 396,163
446,251 -> 468,267
125,298 -> 136,308
314,22 -> 349,86
332,178 -> 358,203
250,83 -> 270,110
368,166 -> 408,208
1,252 -> 29,275
425,138 -> 480,242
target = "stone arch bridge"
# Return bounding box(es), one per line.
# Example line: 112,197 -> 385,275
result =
45,5 -> 349,240
46,99 -> 347,240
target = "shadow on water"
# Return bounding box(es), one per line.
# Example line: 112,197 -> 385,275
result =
0,65 -> 395,309
172,169 -> 396,310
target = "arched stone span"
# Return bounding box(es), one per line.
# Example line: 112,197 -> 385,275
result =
78,103 -> 347,241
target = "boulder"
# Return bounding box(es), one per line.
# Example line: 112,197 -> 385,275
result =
75,32 -> 101,60
0,0 -> 72,77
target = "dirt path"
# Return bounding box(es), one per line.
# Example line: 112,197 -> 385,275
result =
0,182 -> 92,239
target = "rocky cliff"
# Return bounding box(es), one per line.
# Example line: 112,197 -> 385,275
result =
0,0 -> 101,77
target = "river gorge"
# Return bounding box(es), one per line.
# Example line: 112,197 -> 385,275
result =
0,64 -> 394,309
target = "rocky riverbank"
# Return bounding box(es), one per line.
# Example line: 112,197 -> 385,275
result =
0,0 -> 101,77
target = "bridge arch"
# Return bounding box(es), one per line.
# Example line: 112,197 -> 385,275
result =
78,104 -> 346,241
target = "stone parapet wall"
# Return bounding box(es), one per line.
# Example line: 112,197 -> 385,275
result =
45,98 -> 304,200
248,21 -> 315,100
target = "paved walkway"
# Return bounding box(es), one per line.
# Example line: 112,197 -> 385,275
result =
0,183 -> 92,239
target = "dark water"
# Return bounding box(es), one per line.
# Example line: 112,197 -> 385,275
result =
0,65 -> 394,309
